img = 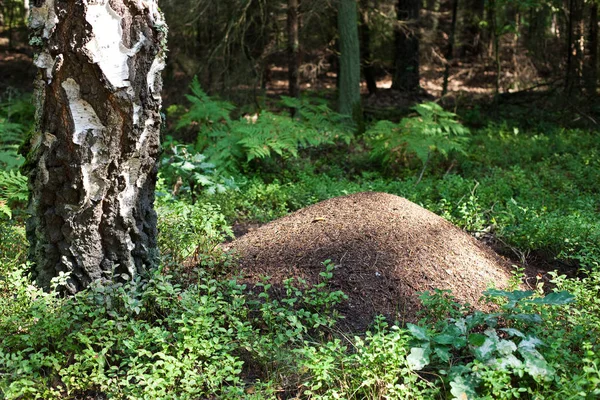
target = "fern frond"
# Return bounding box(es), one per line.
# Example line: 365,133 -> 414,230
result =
366,102 -> 470,168
0,169 -> 28,218
0,118 -> 27,170
177,76 -> 234,130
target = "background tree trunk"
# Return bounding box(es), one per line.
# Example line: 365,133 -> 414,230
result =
288,0 -> 300,107
565,0 -> 585,94
25,0 -> 167,293
458,0 -> 485,57
442,0 -> 459,95
392,0 -> 420,92
337,0 -> 361,116
359,0 -> 377,95
584,3 -> 598,94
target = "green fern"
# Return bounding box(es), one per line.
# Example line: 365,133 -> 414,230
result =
280,96 -> 354,145
0,169 -> 28,219
0,118 -> 26,170
367,102 -> 470,168
0,91 -> 33,171
178,81 -> 354,172
176,76 -> 234,131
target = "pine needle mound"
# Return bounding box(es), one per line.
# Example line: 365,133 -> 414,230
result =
225,192 -> 517,331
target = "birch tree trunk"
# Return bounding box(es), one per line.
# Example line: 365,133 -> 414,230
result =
24,0 -> 167,293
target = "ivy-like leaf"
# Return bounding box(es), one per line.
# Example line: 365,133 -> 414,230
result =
450,375 -> 478,400
527,291 -> 575,306
484,289 -> 535,308
407,323 -> 430,341
407,346 -> 430,370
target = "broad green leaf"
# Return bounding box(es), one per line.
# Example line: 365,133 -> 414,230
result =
468,333 -> 486,347
450,375 -> 478,400
519,348 -> 555,380
496,340 -> 517,356
407,323 -> 430,341
500,328 -> 525,338
407,346 -> 430,371
510,313 -> 543,324
434,345 -> 452,363
527,291 -> 575,306
473,337 -> 496,360
433,334 -> 457,345
519,336 -> 544,350
180,161 -> 196,171
490,354 -> 523,370
484,289 -> 534,308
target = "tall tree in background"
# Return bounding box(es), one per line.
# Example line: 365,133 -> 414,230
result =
565,0 -> 585,94
24,0 -> 167,293
337,0 -> 361,115
584,2 -> 598,94
442,0 -> 459,95
458,0 -> 485,57
288,0 -> 301,102
392,0 -> 420,91
360,0 -> 378,95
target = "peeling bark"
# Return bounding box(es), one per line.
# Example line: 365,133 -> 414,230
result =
24,0 -> 167,293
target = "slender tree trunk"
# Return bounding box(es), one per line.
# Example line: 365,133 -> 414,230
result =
565,0 -> 585,94
488,0 -> 501,94
584,3 -> 598,94
392,0 -> 420,92
442,0 -> 459,95
428,0 -> 441,36
287,0 -> 300,106
360,0 -> 377,95
525,5 -> 551,69
25,0 -> 167,293
458,0 -> 485,57
23,0 -> 30,21
337,0 -> 361,116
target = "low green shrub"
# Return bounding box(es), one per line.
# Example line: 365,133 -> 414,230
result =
0,261 -> 346,399
159,141 -> 235,202
156,198 -> 233,264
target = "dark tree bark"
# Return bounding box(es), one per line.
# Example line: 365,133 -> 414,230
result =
442,0 -> 459,95
488,0 -> 501,93
392,0 -> 420,92
359,0 -> 377,95
565,0 -> 585,94
287,0 -> 300,105
458,0 -> 485,57
426,0 -> 441,35
524,4 -> 551,72
25,0 -> 167,293
338,0 -> 361,116
584,3 -> 598,94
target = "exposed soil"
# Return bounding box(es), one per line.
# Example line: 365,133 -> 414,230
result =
224,192 -> 518,332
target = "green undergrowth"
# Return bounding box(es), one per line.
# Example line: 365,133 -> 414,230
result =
1,254 -> 599,398
198,115 -> 598,268
2,85 -> 600,398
